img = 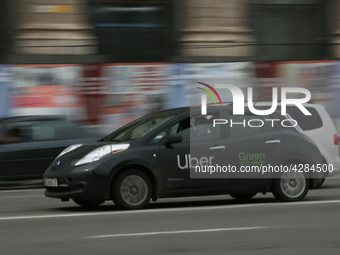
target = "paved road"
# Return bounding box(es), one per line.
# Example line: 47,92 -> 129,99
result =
1,178 -> 340,255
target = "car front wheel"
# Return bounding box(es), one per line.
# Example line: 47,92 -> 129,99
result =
272,172 -> 309,202
112,169 -> 152,210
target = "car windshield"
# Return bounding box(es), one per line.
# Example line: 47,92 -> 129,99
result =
101,112 -> 176,142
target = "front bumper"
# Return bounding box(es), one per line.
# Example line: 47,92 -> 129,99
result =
44,160 -> 112,200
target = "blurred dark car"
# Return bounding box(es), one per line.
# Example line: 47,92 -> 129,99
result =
0,116 -> 102,180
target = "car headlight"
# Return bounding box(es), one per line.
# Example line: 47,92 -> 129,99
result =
57,144 -> 83,159
75,144 -> 130,166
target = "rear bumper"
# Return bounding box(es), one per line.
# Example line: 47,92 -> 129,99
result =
324,158 -> 340,177
328,168 -> 340,177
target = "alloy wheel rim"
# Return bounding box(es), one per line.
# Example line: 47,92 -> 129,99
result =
280,172 -> 306,198
120,175 -> 148,206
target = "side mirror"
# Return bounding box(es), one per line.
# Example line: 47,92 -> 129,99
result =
163,134 -> 182,144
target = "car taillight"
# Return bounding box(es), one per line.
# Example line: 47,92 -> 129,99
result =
334,134 -> 339,145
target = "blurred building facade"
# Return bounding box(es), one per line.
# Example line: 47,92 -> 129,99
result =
175,0 -> 329,61
176,0 -> 255,60
0,0 -> 12,63
89,0 -> 173,62
5,0 -> 104,64
14,0 -> 97,55
0,0 -> 340,63
1,0 -> 340,132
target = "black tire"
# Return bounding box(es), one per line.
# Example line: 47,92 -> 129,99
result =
72,199 -> 103,208
230,193 -> 257,200
112,169 -> 152,210
310,177 -> 325,189
311,158 -> 328,189
272,172 -> 309,202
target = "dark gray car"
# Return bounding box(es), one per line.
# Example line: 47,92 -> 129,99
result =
0,116 -> 102,180
44,106 -> 324,210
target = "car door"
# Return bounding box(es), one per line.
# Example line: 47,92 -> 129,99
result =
0,120 -> 60,179
159,110 -> 229,194
226,112 -> 284,190
0,119 -> 91,180
0,141 -> 42,179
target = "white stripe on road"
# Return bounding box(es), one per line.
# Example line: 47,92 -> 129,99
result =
1,195 -> 45,199
87,226 -> 268,239
0,199 -> 340,222
0,189 -> 43,194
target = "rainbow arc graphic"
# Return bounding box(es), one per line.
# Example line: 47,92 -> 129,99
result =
196,82 -> 222,106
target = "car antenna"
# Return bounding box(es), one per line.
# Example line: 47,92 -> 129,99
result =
253,94 -> 261,107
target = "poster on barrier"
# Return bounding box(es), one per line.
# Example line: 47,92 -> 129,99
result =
99,63 -> 169,134
255,61 -> 337,119
9,64 -> 87,121
164,62 -> 256,108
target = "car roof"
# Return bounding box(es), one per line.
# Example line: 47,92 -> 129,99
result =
252,101 -> 315,107
0,115 -> 66,123
155,105 -> 282,115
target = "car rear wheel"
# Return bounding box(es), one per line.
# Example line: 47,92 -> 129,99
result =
112,169 -> 152,210
272,172 -> 309,202
230,193 -> 257,200
72,199 -> 103,208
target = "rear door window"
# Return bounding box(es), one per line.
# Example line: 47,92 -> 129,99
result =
295,107 -> 322,131
259,105 -> 323,131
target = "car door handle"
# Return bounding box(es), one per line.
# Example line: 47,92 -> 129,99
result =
209,146 -> 226,150
265,140 -> 281,144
